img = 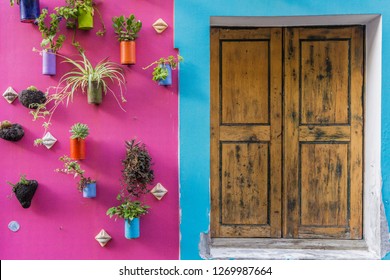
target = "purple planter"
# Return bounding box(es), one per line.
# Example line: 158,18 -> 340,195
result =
42,50 -> 56,76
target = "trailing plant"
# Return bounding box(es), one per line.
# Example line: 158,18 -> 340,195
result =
37,8 -> 66,53
55,155 -> 94,191
106,191 -> 149,221
70,123 -> 89,139
122,139 -> 154,198
143,55 -> 183,82
112,14 -> 142,41
30,51 -> 127,141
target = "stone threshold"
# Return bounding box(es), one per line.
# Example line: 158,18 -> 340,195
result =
206,238 -> 379,260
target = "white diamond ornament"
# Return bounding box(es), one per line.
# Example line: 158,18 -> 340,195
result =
3,87 -> 18,103
95,229 -> 111,247
152,18 -> 168,33
151,183 -> 168,200
42,132 -> 57,149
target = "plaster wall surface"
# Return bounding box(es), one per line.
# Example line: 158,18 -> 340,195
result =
0,0 -> 179,260
174,0 -> 390,260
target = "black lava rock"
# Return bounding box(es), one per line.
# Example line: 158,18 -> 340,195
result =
13,180 -> 38,209
19,88 -> 46,109
0,123 -> 25,142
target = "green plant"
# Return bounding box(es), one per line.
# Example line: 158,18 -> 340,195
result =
30,51 -> 127,138
112,14 -> 142,41
55,155 -> 94,191
143,55 -> 183,81
106,192 -> 149,221
55,0 -> 106,36
37,8 -> 66,53
7,174 -> 30,192
70,123 -> 89,139
122,139 -> 154,198
0,120 -> 12,129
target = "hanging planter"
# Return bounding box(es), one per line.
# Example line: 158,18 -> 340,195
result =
36,8 -> 65,76
10,0 -> 40,23
55,0 -> 105,35
0,121 -> 24,142
19,86 -> 46,109
143,55 -> 183,86
56,155 -> 96,198
8,175 -> 38,208
157,64 -> 172,86
78,5 -> 94,30
87,81 -> 103,104
69,123 -> 89,160
125,218 -> 140,239
42,50 -> 57,75
112,14 -> 142,65
120,41 -> 136,65
107,194 -> 149,239
83,181 -> 96,198
70,138 -> 85,159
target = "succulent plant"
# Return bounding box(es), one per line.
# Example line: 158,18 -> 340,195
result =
69,123 -> 89,139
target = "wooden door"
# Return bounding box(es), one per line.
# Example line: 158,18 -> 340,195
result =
210,26 -> 364,239
210,28 -> 283,238
284,27 -> 364,239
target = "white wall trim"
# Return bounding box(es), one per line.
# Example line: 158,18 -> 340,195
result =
206,14 -> 386,260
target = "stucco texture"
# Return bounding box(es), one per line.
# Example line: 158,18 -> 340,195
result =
0,0 -> 179,259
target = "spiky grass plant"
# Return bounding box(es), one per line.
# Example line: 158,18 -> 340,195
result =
31,51 -> 126,145
58,51 -> 127,107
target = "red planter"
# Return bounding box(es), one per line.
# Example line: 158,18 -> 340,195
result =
70,138 -> 85,160
120,41 -> 136,65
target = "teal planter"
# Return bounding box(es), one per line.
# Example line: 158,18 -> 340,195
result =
125,218 -> 140,239
83,182 -> 96,198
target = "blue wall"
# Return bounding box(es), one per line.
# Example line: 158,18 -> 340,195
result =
174,0 -> 390,260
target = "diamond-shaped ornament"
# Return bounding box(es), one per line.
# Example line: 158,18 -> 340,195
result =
42,132 -> 57,149
151,183 -> 168,200
152,18 -> 168,34
95,229 -> 111,247
3,87 -> 18,104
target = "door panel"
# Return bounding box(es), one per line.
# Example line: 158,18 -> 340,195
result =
300,40 -> 350,124
284,26 -> 363,239
211,28 -> 282,238
211,26 -> 363,240
222,41 -> 269,124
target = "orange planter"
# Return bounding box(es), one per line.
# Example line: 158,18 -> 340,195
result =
120,41 -> 136,65
70,138 -> 86,160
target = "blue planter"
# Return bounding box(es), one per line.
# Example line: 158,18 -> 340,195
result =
125,218 -> 140,239
19,0 -> 40,23
83,182 -> 96,198
42,50 -> 56,76
158,64 -> 172,86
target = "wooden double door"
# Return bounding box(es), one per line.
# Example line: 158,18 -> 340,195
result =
210,26 -> 364,239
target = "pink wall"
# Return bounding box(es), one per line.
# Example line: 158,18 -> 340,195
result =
0,0 -> 179,259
